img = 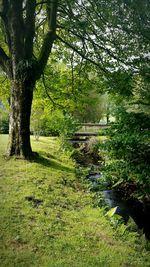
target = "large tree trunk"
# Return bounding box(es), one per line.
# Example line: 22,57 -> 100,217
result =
7,79 -> 34,159
0,1 -> 58,159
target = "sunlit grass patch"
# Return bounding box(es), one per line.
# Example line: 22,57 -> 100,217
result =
0,134 -> 150,267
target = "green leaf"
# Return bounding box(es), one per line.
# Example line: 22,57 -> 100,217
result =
105,206 -> 118,217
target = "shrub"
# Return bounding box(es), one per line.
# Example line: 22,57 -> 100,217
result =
100,109 -> 150,198
0,110 -> 9,134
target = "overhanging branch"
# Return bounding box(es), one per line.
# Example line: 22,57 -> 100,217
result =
37,31 -> 56,78
56,35 -> 108,74
36,1 -> 47,6
0,46 -> 11,75
42,73 -> 64,108
37,0 -> 58,78
42,73 -> 56,106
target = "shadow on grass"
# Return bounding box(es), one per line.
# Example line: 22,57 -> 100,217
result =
36,151 -> 59,161
33,154 -> 74,173
32,138 -> 57,144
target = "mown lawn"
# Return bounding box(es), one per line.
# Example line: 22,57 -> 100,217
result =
0,134 -> 150,267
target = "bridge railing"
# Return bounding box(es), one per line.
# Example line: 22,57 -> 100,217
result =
74,123 -> 110,136
77,123 -> 110,127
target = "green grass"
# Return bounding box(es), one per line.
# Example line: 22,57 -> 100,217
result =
0,134 -> 150,267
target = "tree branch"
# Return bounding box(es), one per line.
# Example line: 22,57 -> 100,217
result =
63,26 -> 122,64
37,0 -> 58,78
24,0 -> 36,59
131,100 -> 150,106
9,0 -> 25,63
0,0 -> 11,51
42,73 -> 56,106
42,73 -> 64,108
36,1 -> 47,6
0,46 -> 11,75
0,0 -> 9,17
56,35 -> 108,74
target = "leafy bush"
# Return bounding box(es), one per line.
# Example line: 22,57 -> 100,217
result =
100,109 -> 150,198
0,110 -> 9,134
31,98 -> 80,138
42,111 -> 79,137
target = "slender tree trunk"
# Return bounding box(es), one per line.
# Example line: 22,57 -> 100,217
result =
7,79 -> 34,159
106,105 -> 110,124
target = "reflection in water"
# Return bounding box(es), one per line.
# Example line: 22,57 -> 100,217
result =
88,171 -> 150,239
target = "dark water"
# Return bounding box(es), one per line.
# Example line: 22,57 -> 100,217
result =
70,138 -> 150,239
88,171 -> 150,239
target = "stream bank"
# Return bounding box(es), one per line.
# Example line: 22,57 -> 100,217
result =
71,136 -> 150,239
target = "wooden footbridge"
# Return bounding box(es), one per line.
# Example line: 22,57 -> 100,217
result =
74,123 -> 110,138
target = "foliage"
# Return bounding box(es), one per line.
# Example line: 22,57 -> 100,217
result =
0,134 -> 150,267
106,71 -> 134,97
31,96 -> 79,139
56,113 -> 79,137
30,99 -> 45,139
0,116 -> 9,134
130,75 -> 150,115
0,72 -> 10,112
0,106 -> 9,134
36,60 -> 109,123
100,108 -> 150,198
56,0 -> 149,73
30,58 -> 109,143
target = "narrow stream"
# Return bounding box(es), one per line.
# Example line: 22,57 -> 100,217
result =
89,170 -> 150,239
71,137 -> 150,239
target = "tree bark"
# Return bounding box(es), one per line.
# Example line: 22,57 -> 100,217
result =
7,79 -> 34,159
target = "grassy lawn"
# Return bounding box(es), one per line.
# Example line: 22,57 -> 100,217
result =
0,134 -> 149,267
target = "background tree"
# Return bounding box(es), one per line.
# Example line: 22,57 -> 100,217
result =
39,57 -> 109,123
